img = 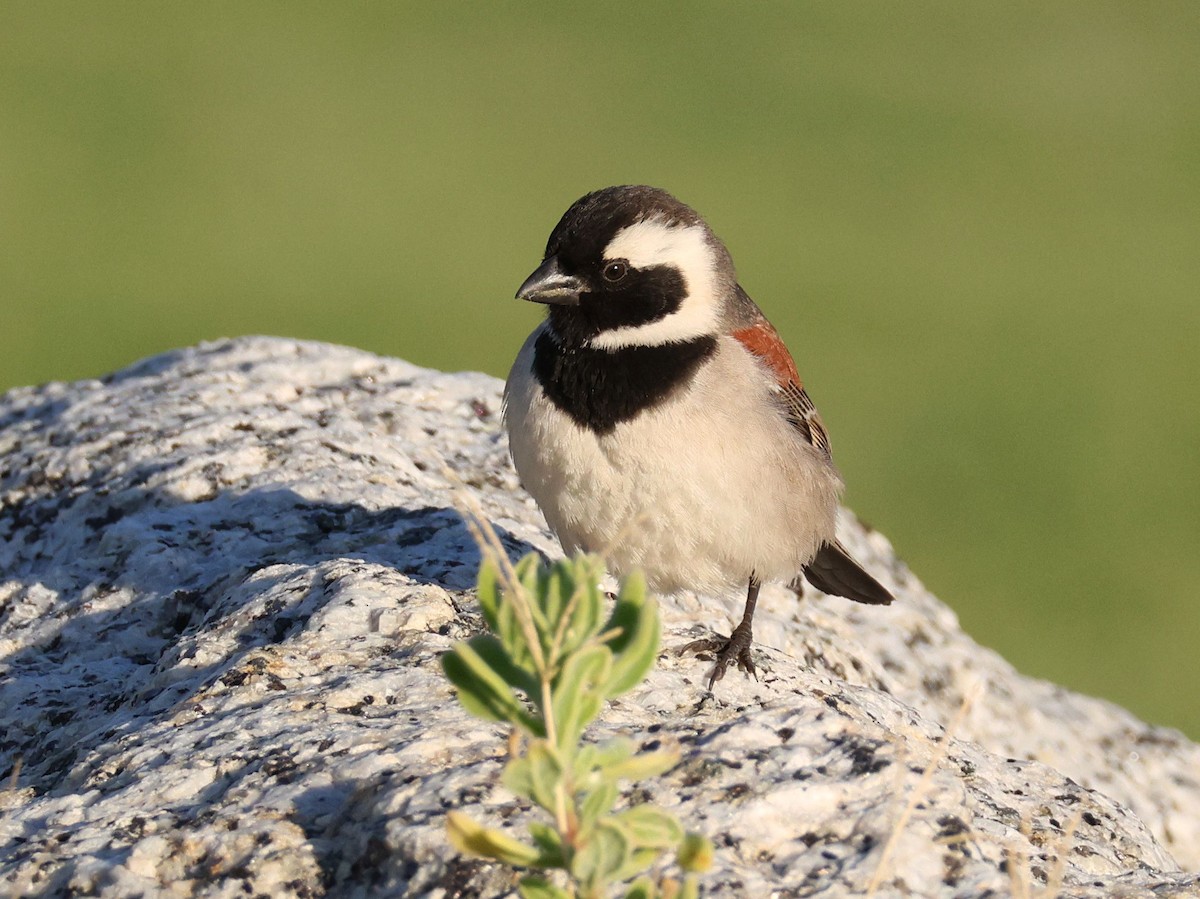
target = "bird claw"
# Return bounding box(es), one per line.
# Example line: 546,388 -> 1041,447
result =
681,629 -> 757,690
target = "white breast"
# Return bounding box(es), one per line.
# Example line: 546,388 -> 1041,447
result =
503,327 -> 843,595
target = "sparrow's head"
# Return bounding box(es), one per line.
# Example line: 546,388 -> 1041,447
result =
517,186 -> 737,350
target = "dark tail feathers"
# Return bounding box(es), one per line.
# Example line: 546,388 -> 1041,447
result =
801,541 -> 893,605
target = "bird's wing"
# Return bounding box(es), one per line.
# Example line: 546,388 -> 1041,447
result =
732,304 -> 893,607
731,313 -> 832,460
802,540 -> 894,605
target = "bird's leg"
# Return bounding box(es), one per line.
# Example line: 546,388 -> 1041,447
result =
707,575 -> 760,688
682,575 -> 762,690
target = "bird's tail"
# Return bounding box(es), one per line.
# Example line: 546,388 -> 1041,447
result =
801,540 -> 893,605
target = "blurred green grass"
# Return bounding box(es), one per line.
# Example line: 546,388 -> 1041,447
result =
2,3 -> 1197,737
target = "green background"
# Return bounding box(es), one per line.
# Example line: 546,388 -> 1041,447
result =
3,4 -> 1197,738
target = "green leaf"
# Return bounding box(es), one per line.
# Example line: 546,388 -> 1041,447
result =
623,876 -> 657,899
556,582 -> 592,660
440,642 -> 513,722
677,832 -> 714,873
470,634 -> 540,702
527,822 -> 567,868
478,558 -> 529,669
572,742 -> 600,780
518,876 -> 573,899
476,558 -> 502,633
551,644 -> 610,752
501,744 -> 566,811
573,737 -> 635,792
524,740 -> 566,812
517,555 -> 550,637
572,819 -> 630,891
496,559 -> 536,664
610,806 -> 683,849
612,846 -> 661,883
539,562 -> 565,656
603,569 -> 647,654
602,574 -> 661,697
577,780 -> 618,831
501,755 -> 534,801
605,749 -> 680,782
441,639 -> 542,735
561,557 -> 606,656
446,811 -> 541,867
591,737 -> 636,765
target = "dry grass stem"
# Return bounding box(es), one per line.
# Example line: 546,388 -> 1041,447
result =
865,680 -> 984,897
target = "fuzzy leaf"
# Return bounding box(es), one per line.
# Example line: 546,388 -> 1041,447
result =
572,742 -> 600,780
476,558 -> 502,632
677,832 -> 714,873
441,639 -> 541,735
446,811 -> 541,867
610,806 -> 683,849
440,642 -> 515,722
604,749 -> 680,782
590,737 -> 636,767
504,744 -> 564,811
551,644 -> 609,752
518,877 -> 573,899
501,755 -> 534,801
613,846 -> 662,883
517,555 -> 550,637
527,822 -> 567,868
572,819 -> 630,890
560,557 -> 606,656
525,740 -> 565,812
539,562 -> 566,655
474,634 -> 541,700
573,737 -> 636,792
477,558 -> 527,664
603,569 -> 647,655
577,780 -> 618,831
602,574 -> 661,696
623,876 -> 657,899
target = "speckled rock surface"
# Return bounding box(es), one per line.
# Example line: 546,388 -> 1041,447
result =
1,336 -> 1197,898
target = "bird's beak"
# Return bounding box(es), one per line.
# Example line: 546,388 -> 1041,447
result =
516,255 -> 583,306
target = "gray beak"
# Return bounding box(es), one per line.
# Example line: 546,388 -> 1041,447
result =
516,255 -> 584,306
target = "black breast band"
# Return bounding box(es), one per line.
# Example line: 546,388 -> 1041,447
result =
532,331 -> 717,435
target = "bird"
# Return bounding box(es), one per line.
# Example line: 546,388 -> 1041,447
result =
503,185 -> 892,689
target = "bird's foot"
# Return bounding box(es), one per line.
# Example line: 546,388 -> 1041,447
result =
681,623 -> 757,690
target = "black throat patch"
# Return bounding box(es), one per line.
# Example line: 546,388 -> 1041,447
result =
532,330 -> 717,435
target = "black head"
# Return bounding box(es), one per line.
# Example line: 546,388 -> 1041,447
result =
517,186 -> 734,350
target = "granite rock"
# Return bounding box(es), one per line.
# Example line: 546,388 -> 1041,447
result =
0,336 -> 1197,897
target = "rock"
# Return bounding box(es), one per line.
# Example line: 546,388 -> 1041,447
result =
0,336 -> 1196,897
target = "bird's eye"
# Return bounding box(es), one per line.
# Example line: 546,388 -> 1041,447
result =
602,260 -> 630,283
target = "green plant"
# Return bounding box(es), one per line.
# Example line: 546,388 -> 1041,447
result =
441,549 -> 712,899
